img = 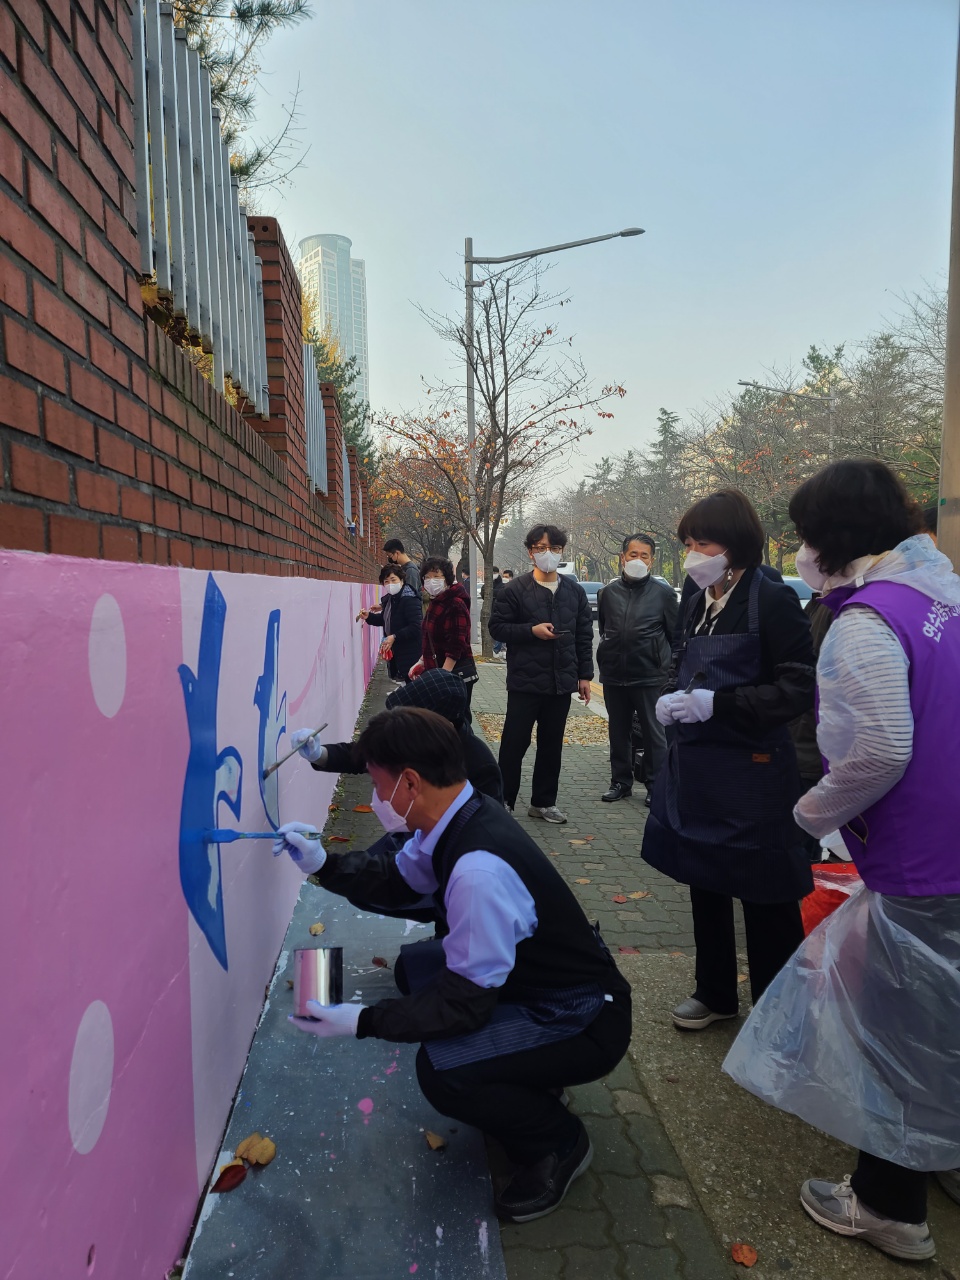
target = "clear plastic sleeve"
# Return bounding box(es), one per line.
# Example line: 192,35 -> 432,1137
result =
723,886 -> 960,1171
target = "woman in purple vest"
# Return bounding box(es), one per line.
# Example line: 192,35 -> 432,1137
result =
724,459 -> 960,1264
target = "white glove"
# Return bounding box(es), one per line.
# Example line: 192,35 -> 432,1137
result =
273,821 -> 327,875
671,689 -> 715,723
655,693 -> 683,726
290,727 -> 325,764
289,1001 -> 364,1037
820,829 -> 851,861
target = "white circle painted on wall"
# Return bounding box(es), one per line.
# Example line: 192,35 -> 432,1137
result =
68,1000 -> 115,1155
88,594 -> 127,718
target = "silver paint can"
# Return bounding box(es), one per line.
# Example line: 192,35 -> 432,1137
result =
293,946 -> 344,1015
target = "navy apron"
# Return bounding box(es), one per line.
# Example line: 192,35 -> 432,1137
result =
642,568 -> 811,904
398,796 -> 608,1070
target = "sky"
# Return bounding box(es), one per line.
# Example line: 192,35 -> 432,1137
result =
249,0 -> 959,487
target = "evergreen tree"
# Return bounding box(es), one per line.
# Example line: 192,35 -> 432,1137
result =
307,324 -> 377,469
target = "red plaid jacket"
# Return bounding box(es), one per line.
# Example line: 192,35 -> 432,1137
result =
422,582 -> 472,668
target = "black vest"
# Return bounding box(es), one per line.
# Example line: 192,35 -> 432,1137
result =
430,794 -> 630,998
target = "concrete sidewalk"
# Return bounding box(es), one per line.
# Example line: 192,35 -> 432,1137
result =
474,659 -> 960,1278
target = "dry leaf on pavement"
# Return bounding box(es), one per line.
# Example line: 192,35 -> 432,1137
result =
731,1243 -> 758,1267
211,1160 -> 247,1192
618,946 -> 641,954
328,835 -> 351,843
627,891 -> 651,900
424,1130 -> 447,1151
236,1132 -> 277,1166
569,839 -> 588,846
612,895 -> 628,904
309,922 -> 325,935
353,804 -> 373,813
574,877 -> 591,884
372,956 -> 390,969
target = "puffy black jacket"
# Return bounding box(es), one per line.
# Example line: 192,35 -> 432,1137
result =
488,571 -> 594,695
596,574 -> 679,687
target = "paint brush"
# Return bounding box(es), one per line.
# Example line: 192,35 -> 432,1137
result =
683,671 -> 706,694
261,722 -> 328,780
200,829 -> 325,844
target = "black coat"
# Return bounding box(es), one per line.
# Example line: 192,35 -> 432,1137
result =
315,729 -> 503,804
488,572 -> 594,695
667,569 -> 815,734
364,583 -> 422,680
596,574 -> 679,687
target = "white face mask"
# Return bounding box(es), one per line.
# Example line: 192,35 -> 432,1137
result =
794,543 -> 827,591
622,559 -> 649,580
533,549 -> 562,573
370,776 -> 415,833
424,577 -> 446,597
684,550 -> 729,589
385,581 -> 403,596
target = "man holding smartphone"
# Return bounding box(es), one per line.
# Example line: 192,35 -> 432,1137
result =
488,524 -> 594,823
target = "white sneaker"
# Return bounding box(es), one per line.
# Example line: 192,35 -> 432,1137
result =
800,1175 -> 935,1261
528,804 -> 567,824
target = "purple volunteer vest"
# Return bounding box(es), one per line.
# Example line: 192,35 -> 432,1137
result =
824,581 -> 960,895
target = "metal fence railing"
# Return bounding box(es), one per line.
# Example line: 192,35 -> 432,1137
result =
303,343 -> 327,494
342,437 -> 352,525
132,0 -> 269,416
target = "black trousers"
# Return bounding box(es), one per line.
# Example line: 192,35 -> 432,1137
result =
690,886 -> 805,1010
416,993 -> 632,1165
603,683 -> 667,789
852,1151 -> 928,1224
498,691 -> 571,808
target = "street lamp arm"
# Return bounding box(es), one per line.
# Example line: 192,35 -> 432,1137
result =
738,379 -> 833,404
469,228 -> 644,266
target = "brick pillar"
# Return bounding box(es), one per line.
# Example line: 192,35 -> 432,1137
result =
320,382 -> 345,523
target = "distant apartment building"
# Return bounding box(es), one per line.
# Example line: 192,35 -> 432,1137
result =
297,234 -> 370,409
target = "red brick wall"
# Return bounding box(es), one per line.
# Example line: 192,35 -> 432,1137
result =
0,0 -> 379,580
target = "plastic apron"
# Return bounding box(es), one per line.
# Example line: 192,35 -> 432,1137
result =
643,568 -> 812,904
724,887 -> 960,1170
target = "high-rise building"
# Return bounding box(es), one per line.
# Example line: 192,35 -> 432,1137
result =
297,234 -> 369,409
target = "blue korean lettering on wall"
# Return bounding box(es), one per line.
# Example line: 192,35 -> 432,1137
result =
254,608 -> 286,831
177,574 -> 243,970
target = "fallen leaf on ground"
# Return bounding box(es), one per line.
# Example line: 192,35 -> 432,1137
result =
309,922 -> 325,935
286,979 -> 294,989
548,851 -> 560,857
612,895 -> 628,904
584,835 -> 596,841
738,974 -> 749,984
236,1132 -> 277,1166
731,1243 -> 758,1267
665,1075 -> 680,1084
328,804 -> 339,811
574,877 -> 591,884
627,891 -> 651,900
424,1130 -> 447,1151
372,956 -> 390,969
211,1160 -> 247,1192
618,946 -> 642,954
353,804 -> 373,813
569,839 -> 588,846
328,835 -> 350,843
669,950 -> 686,957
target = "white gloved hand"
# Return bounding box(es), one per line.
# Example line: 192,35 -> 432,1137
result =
290,727 -> 325,764
671,689 -> 715,723
289,1001 -> 364,1037
655,693 -> 683,726
273,821 -> 327,875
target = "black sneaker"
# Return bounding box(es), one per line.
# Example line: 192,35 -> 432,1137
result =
494,1121 -> 592,1222
601,782 -> 632,803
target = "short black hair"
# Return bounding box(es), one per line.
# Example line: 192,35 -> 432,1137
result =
622,533 -> 656,555
677,489 -> 764,570
379,563 -> 404,584
922,504 -> 939,537
383,538 -> 405,554
525,523 -> 568,549
788,459 -> 923,577
501,569 -> 513,578
357,707 -> 467,787
493,566 -> 500,573
421,556 -> 455,585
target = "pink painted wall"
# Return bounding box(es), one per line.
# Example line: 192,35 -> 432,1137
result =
0,550 -> 378,1280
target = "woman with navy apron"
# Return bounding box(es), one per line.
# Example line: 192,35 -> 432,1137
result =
275,706 -> 632,1223
642,489 -> 816,1030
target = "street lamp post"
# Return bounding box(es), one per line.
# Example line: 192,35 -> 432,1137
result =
463,227 -> 644,645
737,380 -> 838,460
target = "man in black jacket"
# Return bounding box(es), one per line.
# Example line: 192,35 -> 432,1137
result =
278,708 -> 631,1222
488,524 -> 594,824
597,535 -> 679,805
290,668 -> 503,804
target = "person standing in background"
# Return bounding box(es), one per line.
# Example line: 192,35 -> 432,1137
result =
383,539 -> 422,594
489,524 -> 594,824
415,557 -> 478,714
359,564 -> 423,685
597,535 -> 678,806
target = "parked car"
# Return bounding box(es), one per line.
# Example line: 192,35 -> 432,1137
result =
579,581 -> 605,621
782,575 -> 814,601
557,561 -> 579,580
